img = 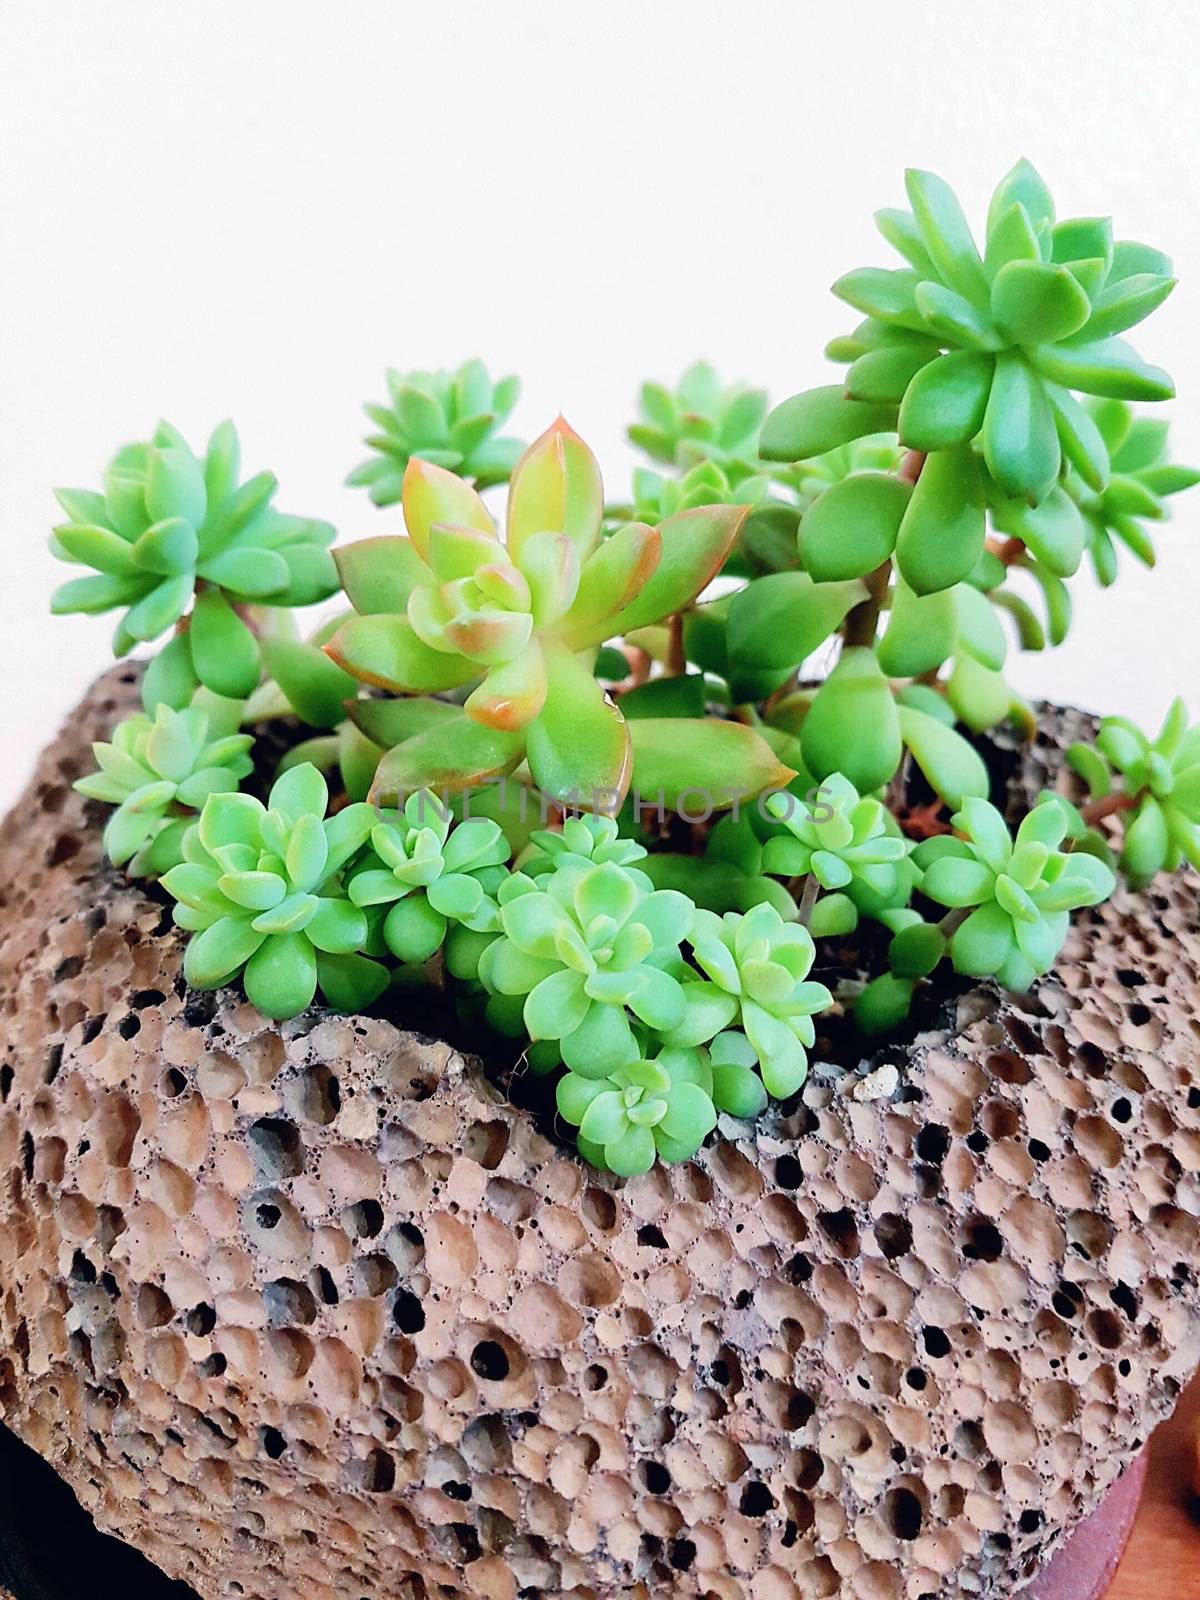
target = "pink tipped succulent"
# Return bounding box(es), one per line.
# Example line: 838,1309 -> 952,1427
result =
326,418 -> 746,803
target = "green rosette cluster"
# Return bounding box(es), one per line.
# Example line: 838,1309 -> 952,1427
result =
347,359 -> 525,505
1069,699 -> 1200,887
51,420 -> 337,701
916,797 -> 1115,989
74,696 -> 252,875
161,765 -> 386,1019
556,1048 -> 718,1177
630,362 -> 768,478
348,790 -> 511,964
763,773 -> 910,900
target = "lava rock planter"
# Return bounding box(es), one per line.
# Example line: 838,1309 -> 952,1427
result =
1,671 -> 1197,1600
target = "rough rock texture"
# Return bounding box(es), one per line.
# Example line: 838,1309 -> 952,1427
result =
1,668 -> 1199,1600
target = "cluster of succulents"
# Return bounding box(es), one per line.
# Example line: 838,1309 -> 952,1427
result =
53,158 -> 1194,1175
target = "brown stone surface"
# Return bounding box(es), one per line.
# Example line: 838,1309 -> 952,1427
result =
1,667 -> 1199,1600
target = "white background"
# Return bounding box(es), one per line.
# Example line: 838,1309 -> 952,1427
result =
2,1 -> 1198,807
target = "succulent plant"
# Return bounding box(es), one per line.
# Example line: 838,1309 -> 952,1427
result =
761,160 -> 1177,599
522,812 -> 651,877
763,774 -> 911,900
74,696 -> 253,875
629,460 -> 772,525
556,1047 -> 718,1176
161,765 -> 384,1019
1067,401 -> 1200,585
629,362 -> 768,477
347,790 -> 511,963
51,421 -> 337,699
347,359 -> 525,505
672,903 -> 833,1099
916,796 -> 1115,990
1068,699 -> 1200,887
477,856 -> 695,1077
326,417 -> 749,803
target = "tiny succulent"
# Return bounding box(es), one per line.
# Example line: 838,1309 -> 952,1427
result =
478,857 -> 695,1077
1068,699 -> 1200,887
916,797 -> 1115,990
676,904 -> 833,1099
348,790 -> 511,963
347,359 -> 525,504
326,417 -> 751,804
556,1047 -> 718,1175
50,159 -> 1195,1176
51,421 -> 337,699
74,697 -> 253,875
161,765 -> 385,1019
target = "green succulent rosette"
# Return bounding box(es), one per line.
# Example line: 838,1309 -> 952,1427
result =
326,418 -> 751,804
347,359 -> 525,505
763,773 -> 911,897
916,796 -> 1115,990
556,1046 -> 718,1176
51,420 -> 337,701
476,857 -> 695,1077
1068,698 -> 1200,888
161,764 -> 385,1019
670,903 -> 833,1099
347,789 -> 511,964
629,460 -> 772,526
629,362 -> 768,478
761,160 -> 1177,599
74,696 -> 252,876
1067,400 -> 1200,586
521,812 -> 650,877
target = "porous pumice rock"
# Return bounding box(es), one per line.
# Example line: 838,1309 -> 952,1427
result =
1,669 -> 1199,1600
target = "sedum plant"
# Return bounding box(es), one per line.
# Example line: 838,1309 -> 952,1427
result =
51,420 -> 337,701
50,157 -> 1192,1176
347,359 -> 525,505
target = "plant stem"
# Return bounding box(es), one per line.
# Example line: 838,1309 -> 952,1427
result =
797,873 -> 820,928
667,612 -> 686,675
1081,791 -> 1135,825
938,905 -> 971,938
842,449 -> 926,650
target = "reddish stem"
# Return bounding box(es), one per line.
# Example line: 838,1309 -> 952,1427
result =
1081,792 -> 1134,826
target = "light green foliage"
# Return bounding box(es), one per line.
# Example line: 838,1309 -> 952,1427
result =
556,1048 -> 718,1175
677,904 -> 833,1099
1068,699 -> 1200,887
327,418 -> 751,804
763,774 -> 911,897
477,857 -> 695,1077
630,460 -> 772,524
348,790 -> 511,963
1069,401 -> 1200,585
522,811 -> 650,876
347,359 -> 525,504
916,796 -> 1115,989
75,696 -> 252,875
630,362 -> 768,478
161,764 -> 386,1019
51,420 -> 337,697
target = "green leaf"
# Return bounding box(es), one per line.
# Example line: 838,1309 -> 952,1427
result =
130,517 -> 200,578
833,268 -> 928,330
953,583 -> 1007,670
914,282 -> 1001,352
592,506 -> 746,644
315,952 -> 389,1012
798,473 -> 910,582
184,915 -> 266,989
325,614 -> 477,693
801,647 -> 901,792
983,203 -> 1041,282
1043,384 -> 1110,493
895,447 -> 986,595
1051,216 -> 1113,274
244,932 -> 318,1019
1024,560 -> 1072,645
990,260 -> 1091,345
617,674 -> 707,720
855,972 -> 916,1035
1030,337 -> 1174,402
370,713 -> 525,803
146,446 -> 207,528
845,345 -> 936,404
506,418 -> 603,561
759,386 -> 897,463
905,168 -> 989,306
345,695 -> 460,747
51,572 -> 141,617
982,355 -> 1061,504
992,485 -> 1083,578
260,637 -> 357,729
189,589 -> 261,698
987,159 -> 1055,237
124,573 -> 195,643
947,653 -> 1011,732
889,921 -> 946,979
525,643 -> 632,806
876,580 -> 956,677
335,537 -> 430,616
401,458 -> 494,562
141,632 -> 199,713
898,352 -> 993,451
563,522 -> 661,644
629,718 -> 794,809
1083,274 -> 1176,341
874,207 -> 938,277
898,705 -> 989,808
727,571 -> 866,672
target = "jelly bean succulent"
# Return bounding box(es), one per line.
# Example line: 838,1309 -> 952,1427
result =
347,359 -> 525,505
1068,699 -> 1200,888
51,420 -> 337,700
49,157 -> 1192,1177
